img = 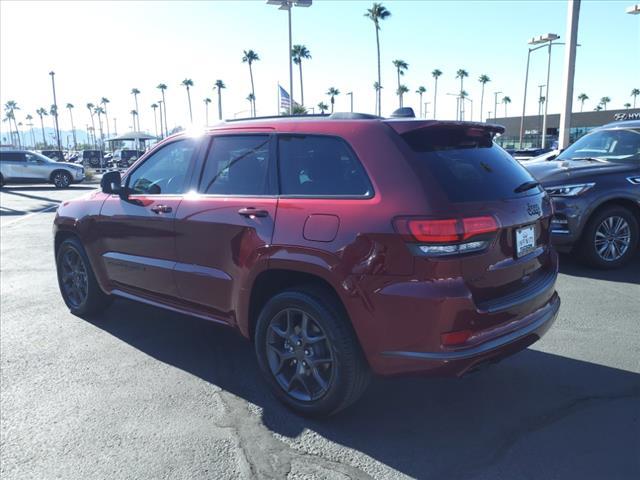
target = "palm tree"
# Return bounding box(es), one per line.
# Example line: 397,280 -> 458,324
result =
292,104 -> 307,115
365,3 -> 391,116
624,103 -> 632,110
214,80 -> 226,120
2,112 -> 15,147
396,85 -> 409,108
594,105 -> 603,112
49,105 -> 61,147
456,69 -> 469,119
36,108 -> 48,146
431,69 -> 442,119
150,104 -> 159,138
94,106 -> 105,150
373,81 -> 382,115
130,110 -> 138,131
631,88 -> 639,109
291,45 -> 311,106
25,114 -> 36,147
130,88 -> 141,130
392,59 -> 409,90
203,98 -> 211,126
180,79 -> 194,123
478,74 -> 491,122
242,49 -> 260,117
4,101 -> 20,147
502,96 -> 511,117
100,97 -> 111,142
600,96 -> 611,111
246,93 -> 255,116
317,102 -> 329,115
86,103 -> 97,148
157,83 -> 168,136
66,103 -> 77,148
416,86 -> 426,117
326,87 -> 340,113
577,93 -> 589,112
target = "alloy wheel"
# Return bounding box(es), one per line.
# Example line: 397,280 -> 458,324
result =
266,308 -> 335,402
54,172 -> 71,188
60,247 -> 89,308
594,215 -> 631,262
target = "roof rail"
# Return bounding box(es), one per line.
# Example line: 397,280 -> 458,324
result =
225,112 -> 380,122
225,113 -> 328,122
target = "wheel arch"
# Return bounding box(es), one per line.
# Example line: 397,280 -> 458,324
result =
581,196 -> 640,236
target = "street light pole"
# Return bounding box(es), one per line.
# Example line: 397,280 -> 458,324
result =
49,71 -> 62,152
558,0 -> 581,149
347,92 -> 353,112
494,91 -> 502,119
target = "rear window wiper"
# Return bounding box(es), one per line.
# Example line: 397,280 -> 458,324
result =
514,180 -> 540,193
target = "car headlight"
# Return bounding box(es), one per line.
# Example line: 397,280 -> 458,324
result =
545,182 -> 595,196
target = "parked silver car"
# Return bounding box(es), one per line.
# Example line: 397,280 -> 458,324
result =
0,149 -> 85,188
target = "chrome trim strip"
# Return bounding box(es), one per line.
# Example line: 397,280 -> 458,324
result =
173,262 -> 232,281
103,252 -> 175,270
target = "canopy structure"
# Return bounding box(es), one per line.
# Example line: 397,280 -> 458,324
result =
106,131 -> 157,143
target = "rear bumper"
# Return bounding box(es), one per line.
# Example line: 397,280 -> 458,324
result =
379,292 -> 559,376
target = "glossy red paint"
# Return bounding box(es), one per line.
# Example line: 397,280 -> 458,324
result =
54,117 -> 560,377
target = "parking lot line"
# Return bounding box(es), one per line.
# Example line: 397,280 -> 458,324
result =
1,204 -> 59,228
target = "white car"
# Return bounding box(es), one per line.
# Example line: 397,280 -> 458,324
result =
0,149 -> 85,188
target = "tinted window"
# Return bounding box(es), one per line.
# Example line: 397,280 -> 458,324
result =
278,135 -> 373,196
402,126 -> 540,202
0,152 -> 25,162
127,139 -> 196,194
25,152 -> 52,163
557,128 -> 640,163
199,135 -> 271,195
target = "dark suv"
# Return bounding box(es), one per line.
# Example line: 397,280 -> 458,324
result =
526,120 -> 640,268
53,115 -> 560,416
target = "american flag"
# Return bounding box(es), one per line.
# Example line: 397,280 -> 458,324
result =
279,85 -> 291,110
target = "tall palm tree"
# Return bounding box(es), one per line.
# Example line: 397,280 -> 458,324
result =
416,86 -> 426,117
396,85 -> 409,108
16,122 -> 24,147
151,103 -> 159,137
214,79 -> 226,120
291,45 -> 311,106
577,93 -> 589,112
431,69 -> 442,119
373,81 -> 382,115
478,74 -> 491,122
4,101 -> 20,147
157,83 -> 168,136
130,110 -> 138,131
100,97 -> 111,142
66,103 -> 77,148
631,88 -> 639,109
203,98 -> 211,126
317,102 -> 329,115
2,112 -> 15,147
49,105 -> 60,147
600,96 -> 611,111
242,50 -> 260,117
86,103 -> 97,148
130,88 -> 141,130
94,106 -> 105,150
36,108 -> 48,146
326,87 -> 340,113
392,59 -> 409,90
624,103 -> 632,110
246,94 -> 255,116
181,78 -> 194,123
25,114 -> 36,147
365,3 -> 391,116
456,69 -> 469,119
502,96 -> 511,117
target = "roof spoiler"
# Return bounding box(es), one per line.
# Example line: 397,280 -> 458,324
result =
385,120 -> 505,136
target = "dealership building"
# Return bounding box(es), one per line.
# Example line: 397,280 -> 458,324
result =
492,108 -> 640,149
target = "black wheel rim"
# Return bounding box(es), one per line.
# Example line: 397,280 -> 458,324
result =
266,308 -> 335,402
60,247 -> 88,307
54,172 -> 70,187
594,215 -> 631,262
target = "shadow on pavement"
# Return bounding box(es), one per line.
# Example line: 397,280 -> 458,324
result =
559,252 -> 640,285
90,299 -> 640,479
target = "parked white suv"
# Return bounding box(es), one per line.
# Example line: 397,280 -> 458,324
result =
0,149 -> 85,188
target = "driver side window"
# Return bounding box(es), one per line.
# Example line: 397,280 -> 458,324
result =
127,139 -> 196,195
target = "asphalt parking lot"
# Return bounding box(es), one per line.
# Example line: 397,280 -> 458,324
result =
1,184 -> 639,480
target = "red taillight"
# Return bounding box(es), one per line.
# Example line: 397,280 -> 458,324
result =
441,330 -> 472,347
402,216 -> 498,243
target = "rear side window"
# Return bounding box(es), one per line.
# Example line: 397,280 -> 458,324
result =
278,135 -> 373,197
0,152 -> 25,162
402,127 -> 540,202
199,135 -> 272,195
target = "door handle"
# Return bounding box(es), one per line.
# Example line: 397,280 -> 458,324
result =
150,205 -> 172,214
238,207 -> 268,218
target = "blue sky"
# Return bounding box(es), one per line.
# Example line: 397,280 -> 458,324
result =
1,0 -> 638,138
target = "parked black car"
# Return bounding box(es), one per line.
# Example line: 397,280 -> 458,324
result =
111,149 -> 145,169
78,149 -> 104,168
40,150 -> 65,162
526,120 -> 640,268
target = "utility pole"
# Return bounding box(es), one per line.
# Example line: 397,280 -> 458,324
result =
558,0 -> 581,149
49,71 -> 62,152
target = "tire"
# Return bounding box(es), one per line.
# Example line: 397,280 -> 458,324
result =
52,170 -> 72,189
0,174 -> 4,187
255,287 -> 371,417
56,237 -> 112,316
579,205 -> 639,269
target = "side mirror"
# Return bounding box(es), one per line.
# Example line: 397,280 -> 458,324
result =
101,170 -> 127,199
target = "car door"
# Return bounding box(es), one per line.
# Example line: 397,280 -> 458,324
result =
0,151 -> 28,179
95,137 -> 201,298
174,133 -> 277,324
24,152 -> 55,180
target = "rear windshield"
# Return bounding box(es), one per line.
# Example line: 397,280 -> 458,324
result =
401,127 -> 541,202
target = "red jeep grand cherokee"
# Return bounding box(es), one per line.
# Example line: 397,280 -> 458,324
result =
54,114 -> 560,416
